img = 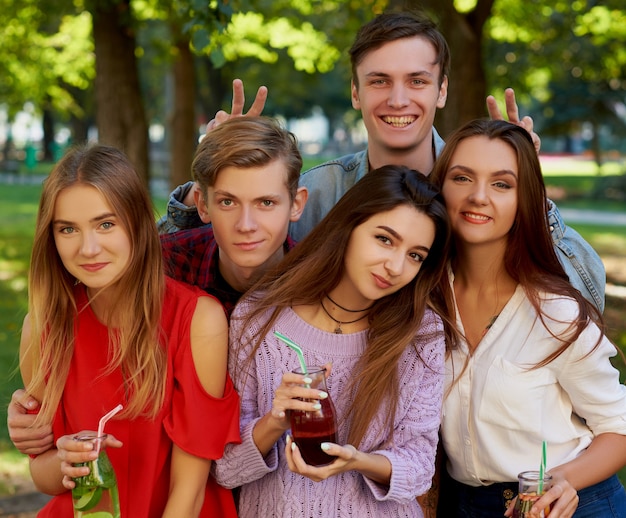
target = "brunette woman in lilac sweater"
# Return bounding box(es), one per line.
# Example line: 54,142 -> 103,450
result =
213,166 -> 457,517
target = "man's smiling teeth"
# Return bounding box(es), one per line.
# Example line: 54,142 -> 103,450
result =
463,212 -> 490,221
382,116 -> 416,127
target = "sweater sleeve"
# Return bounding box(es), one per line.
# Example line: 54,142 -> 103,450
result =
363,311 -> 445,503
213,303 -> 280,488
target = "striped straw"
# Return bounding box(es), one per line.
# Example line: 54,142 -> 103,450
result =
274,331 -> 312,389
538,440 -> 547,493
274,331 -> 308,375
96,404 -> 123,453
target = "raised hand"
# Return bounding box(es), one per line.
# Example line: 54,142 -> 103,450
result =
270,370 -> 329,423
251,369 -> 331,457
487,87 -> 541,153
206,78 -> 268,132
182,79 -> 270,207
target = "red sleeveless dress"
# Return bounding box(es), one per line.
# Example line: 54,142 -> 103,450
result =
37,277 -> 240,517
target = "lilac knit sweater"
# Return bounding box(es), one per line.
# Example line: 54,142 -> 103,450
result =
214,300 -> 445,517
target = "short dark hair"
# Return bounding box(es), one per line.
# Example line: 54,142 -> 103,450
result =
349,11 -> 450,87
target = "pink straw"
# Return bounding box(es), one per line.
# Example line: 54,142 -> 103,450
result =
96,404 -> 123,453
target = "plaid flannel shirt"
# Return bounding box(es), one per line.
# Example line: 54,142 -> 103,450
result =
161,225 -> 296,318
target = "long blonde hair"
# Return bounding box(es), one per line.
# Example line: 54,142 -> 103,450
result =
23,145 -> 166,423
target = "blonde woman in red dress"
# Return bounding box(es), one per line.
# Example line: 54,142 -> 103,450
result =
19,145 -> 240,517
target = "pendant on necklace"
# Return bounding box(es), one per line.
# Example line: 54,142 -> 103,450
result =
334,326 -> 342,334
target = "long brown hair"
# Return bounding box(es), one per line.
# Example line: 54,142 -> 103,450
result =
23,144 -> 167,423
430,119 -> 603,366
232,165 -> 456,447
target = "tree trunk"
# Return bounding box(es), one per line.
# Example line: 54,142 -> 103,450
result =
70,115 -> 90,146
66,85 -> 94,146
591,120 -> 603,170
42,100 -> 54,162
385,0 -> 494,138
197,57 -> 228,124
91,0 -> 150,183
169,39 -> 197,191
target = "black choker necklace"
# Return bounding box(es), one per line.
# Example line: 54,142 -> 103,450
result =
326,293 -> 373,313
320,297 -> 370,334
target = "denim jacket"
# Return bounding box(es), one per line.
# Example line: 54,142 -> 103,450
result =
159,128 -> 605,312
157,182 -> 204,234
290,129 -> 446,241
546,199 -> 605,312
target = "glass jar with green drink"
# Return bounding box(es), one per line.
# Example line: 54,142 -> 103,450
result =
72,434 -> 121,518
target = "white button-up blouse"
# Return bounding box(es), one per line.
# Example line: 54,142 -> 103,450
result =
442,284 -> 626,486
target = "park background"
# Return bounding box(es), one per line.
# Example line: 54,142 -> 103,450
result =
1,0 -> 625,513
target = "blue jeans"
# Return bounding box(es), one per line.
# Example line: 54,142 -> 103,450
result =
574,474 -> 626,517
442,474 -> 626,518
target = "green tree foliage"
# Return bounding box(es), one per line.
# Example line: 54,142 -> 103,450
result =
186,0 -> 347,116
9,0 -> 625,180
2,0 -> 391,174
0,0 -> 93,125
189,0 -> 391,141
131,0 -> 369,186
486,0 -> 626,162
210,12 -> 340,73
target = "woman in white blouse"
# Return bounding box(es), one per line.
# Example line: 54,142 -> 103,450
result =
429,119 -> 626,518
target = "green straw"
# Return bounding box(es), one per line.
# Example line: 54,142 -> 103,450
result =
274,331 -> 308,375
538,440 -> 547,493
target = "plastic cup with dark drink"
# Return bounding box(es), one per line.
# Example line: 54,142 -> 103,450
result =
290,366 -> 338,466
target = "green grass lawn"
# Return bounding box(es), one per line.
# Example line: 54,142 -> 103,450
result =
539,155 -> 623,176
0,158 -> 625,493
0,185 -> 39,449
573,223 -> 626,260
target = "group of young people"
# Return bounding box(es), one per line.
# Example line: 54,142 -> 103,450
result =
9,10 -> 626,518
